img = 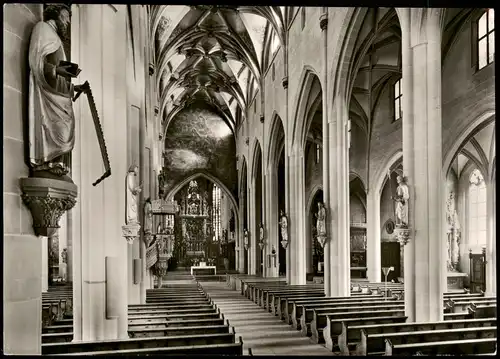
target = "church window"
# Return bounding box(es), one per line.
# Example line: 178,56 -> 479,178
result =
478,9 -> 495,70
394,79 -> 402,121
212,185 -> 222,241
468,169 -> 487,251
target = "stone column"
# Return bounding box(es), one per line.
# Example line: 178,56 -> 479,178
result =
398,8 -> 445,322
238,187 -> 246,273
285,153 -> 292,284
42,237 -> 49,292
366,190 -> 382,282
266,166 -> 279,277
327,96 -> 351,297
485,180 -> 496,294
248,179 -> 257,275
59,213 -> 68,282
71,4 -> 130,341
320,10 -> 331,296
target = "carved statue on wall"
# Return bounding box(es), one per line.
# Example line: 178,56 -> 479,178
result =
126,165 -> 142,224
392,176 -> 409,227
259,223 -> 265,243
316,202 -> 327,236
143,197 -> 153,235
280,210 -> 288,242
61,248 -> 68,264
446,191 -> 461,271
158,170 -> 166,199
28,4 -> 82,179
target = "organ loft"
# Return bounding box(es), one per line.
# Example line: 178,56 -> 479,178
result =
3,4 -> 497,356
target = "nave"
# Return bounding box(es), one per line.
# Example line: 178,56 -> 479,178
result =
41,270 -> 498,356
3,3 -> 496,355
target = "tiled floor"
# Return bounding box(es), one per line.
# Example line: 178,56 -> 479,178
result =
199,282 -> 335,356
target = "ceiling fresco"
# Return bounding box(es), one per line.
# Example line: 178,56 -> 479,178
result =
163,102 -> 237,199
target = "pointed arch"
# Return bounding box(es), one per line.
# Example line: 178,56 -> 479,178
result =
250,139 -> 263,180
375,150 -> 403,196
266,112 -> 286,169
443,110 -> 495,175
290,66 -> 322,150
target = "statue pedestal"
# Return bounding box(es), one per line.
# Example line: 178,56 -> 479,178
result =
20,177 -> 78,237
447,271 -> 468,292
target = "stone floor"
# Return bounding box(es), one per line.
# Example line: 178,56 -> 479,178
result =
199,282 -> 335,356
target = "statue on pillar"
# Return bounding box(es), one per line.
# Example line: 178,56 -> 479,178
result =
446,191 -> 461,271
28,4 -> 83,179
280,210 -> 289,249
392,176 -> 410,227
21,4 -> 81,237
143,197 -> 153,234
316,202 -> 327,248
126,165 -> 142,225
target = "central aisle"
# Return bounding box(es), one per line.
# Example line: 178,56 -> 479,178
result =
198,282 -> 335,356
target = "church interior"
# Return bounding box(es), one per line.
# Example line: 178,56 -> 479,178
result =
3,4 -> 497,355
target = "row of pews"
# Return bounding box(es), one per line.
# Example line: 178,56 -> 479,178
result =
41,281 -> 246,355
42,284 -> 73,329
227,274 -> 497,355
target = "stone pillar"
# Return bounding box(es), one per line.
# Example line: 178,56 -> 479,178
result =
59,213 -> 68,282
485,180 -> 496,294
366,190 -> 381,282
290,149 -> 307,285
327,96 -> 351,297
249,179 -> 257,275
238,188 -> 246,273
70,4 -> 130,341
320,10 -> 331,296
266,166 -> 279,278
285,153 -> 292,284
398,8 -> 445,322
129,240 -> 142,303
42,237 -> 49,292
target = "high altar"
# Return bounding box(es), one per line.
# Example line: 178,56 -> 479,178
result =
175,180 -> 213,266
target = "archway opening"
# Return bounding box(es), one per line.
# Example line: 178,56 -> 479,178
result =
253,144 -> 264,276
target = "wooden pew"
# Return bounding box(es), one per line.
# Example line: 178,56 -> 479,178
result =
327,316 -> 409,353
356,319 -> 497,355
55,337 -> 245,356
128,324 -> 231,338
128,317 -> 226,330
290,295 -> 385,329
42,332 -> 73,344
268,290 -> 326,317
128,303 -> 213,313
335,317 -> 496,354
469,305 -> 497,319
447,298 -> 496,313
309,303 -> 405,343
297,297 -> 392,334
385,337 -> 497,356
43,332 -> 241,355
127,311 -> 222,324
43,324 -> 74,334
310,308 -> 406,344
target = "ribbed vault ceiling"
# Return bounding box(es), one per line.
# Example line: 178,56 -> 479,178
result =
151,5 -> 292,136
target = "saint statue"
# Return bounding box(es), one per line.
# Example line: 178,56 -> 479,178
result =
28,5 -> 82,179
392,176 -> 410,226
243,229 -> 249,248
143,198 -> 153,235
259,223 -> 265,243
126,165 -> 142,224
316,202 -> 326,236
280,210 -> 288,242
